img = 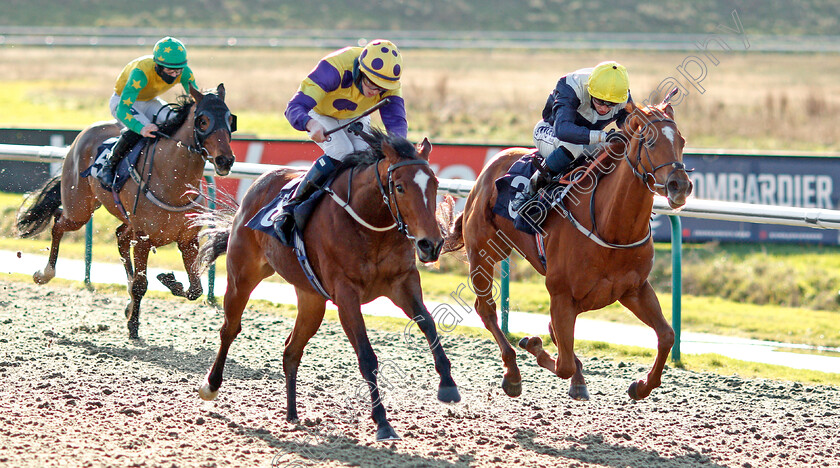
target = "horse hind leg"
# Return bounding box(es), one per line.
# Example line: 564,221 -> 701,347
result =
282,289 -> 326,422
34,212 -> 89,284
199,239 -> 273,401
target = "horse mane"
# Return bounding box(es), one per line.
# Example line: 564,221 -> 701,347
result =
339,129 -> 418,170
156,94 -> 196,137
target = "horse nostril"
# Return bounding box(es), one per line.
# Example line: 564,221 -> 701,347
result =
417,239 -> 432,253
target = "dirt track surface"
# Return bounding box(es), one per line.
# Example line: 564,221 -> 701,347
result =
1,279 -> 839,468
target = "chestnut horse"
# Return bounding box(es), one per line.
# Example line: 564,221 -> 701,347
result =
443,101 -> 692,401
196,130 -> 460,442
15,85 -> 236,339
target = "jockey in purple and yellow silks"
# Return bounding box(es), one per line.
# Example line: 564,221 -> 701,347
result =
274,39 -> 407,244
100,36 -> 198,183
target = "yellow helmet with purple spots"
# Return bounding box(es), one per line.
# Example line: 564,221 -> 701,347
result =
359,40 -> 402,90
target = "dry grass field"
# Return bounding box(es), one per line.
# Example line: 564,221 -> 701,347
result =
0,45 -> 838,150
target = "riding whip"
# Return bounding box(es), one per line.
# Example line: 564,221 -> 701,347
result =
323,97 -> 391,137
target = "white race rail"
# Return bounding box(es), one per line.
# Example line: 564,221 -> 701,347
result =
4,143 -> 839,227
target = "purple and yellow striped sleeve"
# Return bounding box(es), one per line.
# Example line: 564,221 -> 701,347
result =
284,59 -> 341,132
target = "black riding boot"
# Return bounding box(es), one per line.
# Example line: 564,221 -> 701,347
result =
101,130 -> 142,185
274,155 -> 337,245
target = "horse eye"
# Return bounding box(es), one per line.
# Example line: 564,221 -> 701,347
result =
395,184 -> 405,194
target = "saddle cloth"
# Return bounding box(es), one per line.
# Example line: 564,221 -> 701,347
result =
80,137 -> 146,192
492,154 -> 556,235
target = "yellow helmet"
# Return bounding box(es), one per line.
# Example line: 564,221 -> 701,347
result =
587,61 -> 629,103
359,39 -> 402,90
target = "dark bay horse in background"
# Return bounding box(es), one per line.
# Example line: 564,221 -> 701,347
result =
15,84 -> 236,339
443,100 -> 692,401
196,130 -> 460,442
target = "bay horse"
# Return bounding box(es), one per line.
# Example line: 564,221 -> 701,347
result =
195,130 -> 460,442
15,84 -> 236,339
442,100 -> 692,401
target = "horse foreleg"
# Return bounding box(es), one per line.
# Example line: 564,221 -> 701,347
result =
282,289 -> 327,422
388,275 -> 460,404
469,255 -> 521,397
199,238 -> 273,401
335,287 -> 399,442
116,224 -> 134,282
125,235 -> 151,339
619,281 -> 674,400
34,214 -> 87,284
179,235 -> 203,300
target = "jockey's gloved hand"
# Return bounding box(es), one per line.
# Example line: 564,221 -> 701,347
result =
605,129 -> 625,143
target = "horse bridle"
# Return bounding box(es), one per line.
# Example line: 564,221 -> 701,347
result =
625,117 -> 691,193
154,96 -> 237,163
374,158 -> 432,239
557,117 -> 691,249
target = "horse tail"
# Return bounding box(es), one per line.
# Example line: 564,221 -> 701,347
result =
438,195 -> 465,253
15,175 -> 62,238
195,226 -> 231,273
191,191 -> 239,273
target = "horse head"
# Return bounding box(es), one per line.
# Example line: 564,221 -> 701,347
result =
619,98 -> 693,209
377,135 -> 443,263
189,83 -> 236,176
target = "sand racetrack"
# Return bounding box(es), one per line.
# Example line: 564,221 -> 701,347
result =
0,279 -> 838,467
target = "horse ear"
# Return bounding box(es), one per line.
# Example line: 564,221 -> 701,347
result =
189,84 -> 203,103
216,83 -> 226,101
416,137 -> 432,161
663,102 -> 675,119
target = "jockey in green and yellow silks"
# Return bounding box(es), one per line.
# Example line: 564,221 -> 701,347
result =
101,37 -> 198,183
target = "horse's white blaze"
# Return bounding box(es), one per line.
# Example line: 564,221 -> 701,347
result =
413,170 -> 431,209
662,127 -> 676,145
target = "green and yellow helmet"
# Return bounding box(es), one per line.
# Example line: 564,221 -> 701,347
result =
587,61 -> 629,103
153,37 -> 188,69
359,39 -> 402,90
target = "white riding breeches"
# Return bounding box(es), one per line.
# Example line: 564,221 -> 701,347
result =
109,94 -> 177,129
307,110 -> 372,161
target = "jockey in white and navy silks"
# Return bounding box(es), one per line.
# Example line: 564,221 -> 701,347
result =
274,39 -> 407,244
526,61 -> 631,198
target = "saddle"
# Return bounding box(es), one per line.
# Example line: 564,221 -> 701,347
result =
81,137 -> 148,192
492,152 -> 589,235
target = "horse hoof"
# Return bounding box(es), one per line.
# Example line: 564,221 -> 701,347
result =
198,382 -> 219,401
437,386 -> 461,404
568,384 -> 590,401
375,424 -> 401,442
628,381 -> 642,401
33,270 -> 53,285
501,376 -> 522,398
517,337 -> 529,349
